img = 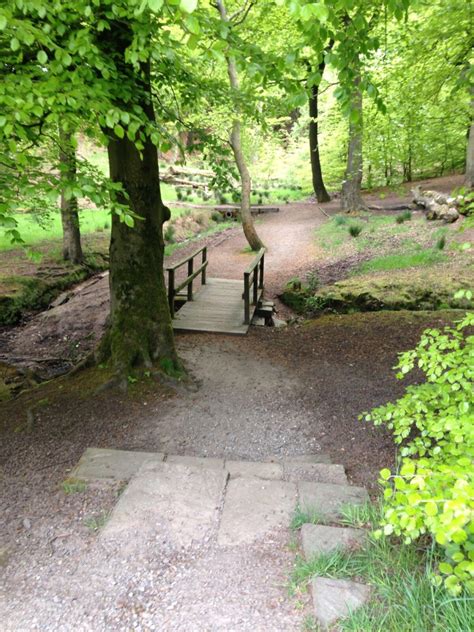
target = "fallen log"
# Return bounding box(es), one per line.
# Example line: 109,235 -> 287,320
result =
411,186 -> 459,223
214,205 -> 280,218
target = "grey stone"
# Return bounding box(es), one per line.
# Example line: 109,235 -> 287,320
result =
311,577 -> 371,628
284,463 -> 347,485
225,460 -> 283,480
283,454 -> 332,465
272,318 -> 287,328
301,524 -> 366,559
218,477 -> 297,546
71,447 -> 164,481
251,316 -> 266,327
298,482 -> 369,522
101,461 -> 228,549
166,455 -> 225,469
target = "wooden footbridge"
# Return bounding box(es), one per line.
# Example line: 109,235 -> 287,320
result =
166,246 -> 266,335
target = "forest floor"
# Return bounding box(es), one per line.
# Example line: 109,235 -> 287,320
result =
0,174 -> 470,630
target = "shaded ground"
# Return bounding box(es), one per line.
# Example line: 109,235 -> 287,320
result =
0,173 -> 469,629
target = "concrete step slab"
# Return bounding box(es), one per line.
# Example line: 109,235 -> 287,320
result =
311,577 -> 371,629
218,477 -> 297,546
225,460 -> 283,480
270,453 -> 332,465
298,482 -> 369,522
283,463 -> 347,485
166,455 -> 225,469
70,447 -> 164,481
101,461 -> 228,550
301,524 -> 366,559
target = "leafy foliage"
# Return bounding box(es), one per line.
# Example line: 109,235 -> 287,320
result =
362,311 -> 474,595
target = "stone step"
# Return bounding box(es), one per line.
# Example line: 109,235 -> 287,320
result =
301,524 -> 366,559
217,476 -> 297,546
71,448 -> 338,484
311,577 -> 371,629
283,463 -> 347,485
101,461 -> 228,551
70,447 -> 164,481
298,482 -> 369,522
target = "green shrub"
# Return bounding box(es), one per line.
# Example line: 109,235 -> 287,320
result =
348,223 -> 363,237
362,310 -> 474,595
164,224 -> 175,243
396,210 -> 412,224
334,215 -> 347,226
436,235 -> 446,250
211,211 -> 223,223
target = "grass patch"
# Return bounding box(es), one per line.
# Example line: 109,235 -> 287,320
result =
61,478 -> 87,494
290,504 -> 474,632
354,250 -> 448,275
290,505 -> 326,530
348,223 -> 363,238
84,511 -> 110,532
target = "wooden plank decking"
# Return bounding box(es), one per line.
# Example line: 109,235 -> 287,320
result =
171,278 -> 260,335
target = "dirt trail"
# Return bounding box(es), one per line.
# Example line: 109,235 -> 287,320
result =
0,174 -> 465,630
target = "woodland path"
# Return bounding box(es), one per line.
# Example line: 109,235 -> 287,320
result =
0,176 -> 463,630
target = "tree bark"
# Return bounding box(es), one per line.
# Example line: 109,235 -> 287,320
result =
216,0 -> 264,252
308,58 -> 330,203
96,21 -> 179,375
465,91 -> 474,188
341,75 -> 366,212
58,128 -> 83,264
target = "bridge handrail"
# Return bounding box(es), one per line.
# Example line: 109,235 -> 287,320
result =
166,246 -> 208,317
243,248 -> 265,324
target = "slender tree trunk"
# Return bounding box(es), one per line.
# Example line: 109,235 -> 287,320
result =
308,58 -> 330,203
58,128 -> 83,264
341,75 -> 366,212
96,21 -> 179,375
216,0 -> 264,251
465,91 -> 474,188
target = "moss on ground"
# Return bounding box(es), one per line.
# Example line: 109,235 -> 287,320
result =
282,265 -> 473,315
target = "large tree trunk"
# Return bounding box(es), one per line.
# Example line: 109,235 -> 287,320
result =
216,0 -> 264,252
96,22 -> 179,375
465,92 -> 474,188
308,58 -> 331,203
58,128 -> 83,264
341,75 -> 366,212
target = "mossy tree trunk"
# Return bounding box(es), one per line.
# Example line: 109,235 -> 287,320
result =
59,127 -> 83,264
96,21 -> 179,375
341,74 -> 366,212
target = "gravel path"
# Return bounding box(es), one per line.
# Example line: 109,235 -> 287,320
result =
0,184 -> 462,630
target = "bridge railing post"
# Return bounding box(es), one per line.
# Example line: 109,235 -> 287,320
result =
202,247 -> 207,285
253,267 -> 258,305
259,253 -> 264,289
168,269 -> 175,318
187,257 -> 194,301
244,272 -> 250,324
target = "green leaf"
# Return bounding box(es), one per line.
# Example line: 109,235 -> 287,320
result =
37,50 -> 48,64
180,0 -> 197,13
380,468 -> 391,480
148,0 -> 164,11
10,37 -> 19,51
114,124 -> 124,139
0,15 -> 7,30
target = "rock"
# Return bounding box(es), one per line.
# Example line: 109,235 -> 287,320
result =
298,482 -> 369,522
308,268 -> 474,314
272,318 -> 287,328
23,518 -> 31,530
281,454 -> 332,465
311,577 -> 371,628
251,316 -> 266,327
301,524 -> 366,558
218,477 -> 297,546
